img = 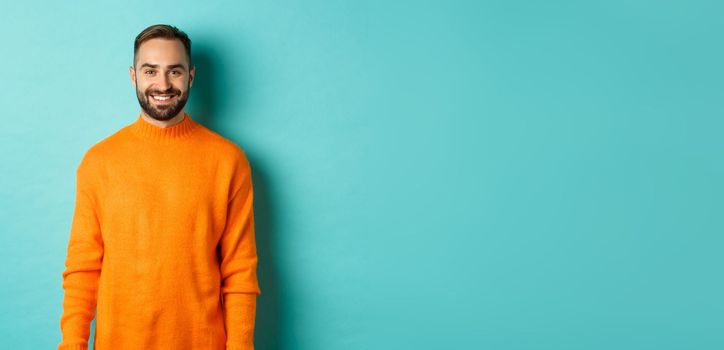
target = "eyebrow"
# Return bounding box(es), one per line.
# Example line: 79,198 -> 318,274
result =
140,63 -> 186,71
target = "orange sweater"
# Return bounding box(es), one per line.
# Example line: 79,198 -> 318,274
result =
58,112 -> 261,350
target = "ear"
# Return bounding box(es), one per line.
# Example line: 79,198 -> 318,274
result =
129,66 -> 136,87
189,65 -> 195,88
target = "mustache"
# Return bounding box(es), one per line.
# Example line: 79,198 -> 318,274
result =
146,88 -> 181,95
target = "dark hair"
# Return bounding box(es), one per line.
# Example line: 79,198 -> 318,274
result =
133,24 -> 192,69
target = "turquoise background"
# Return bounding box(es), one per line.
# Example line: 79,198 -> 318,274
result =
1,0 -> 722,349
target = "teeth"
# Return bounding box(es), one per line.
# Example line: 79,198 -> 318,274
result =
152,95 -> 172,101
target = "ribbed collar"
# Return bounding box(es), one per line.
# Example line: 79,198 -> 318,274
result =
128,112 -> 200,144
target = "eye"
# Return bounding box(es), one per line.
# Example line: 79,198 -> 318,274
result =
144,70 -> 156,76
170,70 -> 181,76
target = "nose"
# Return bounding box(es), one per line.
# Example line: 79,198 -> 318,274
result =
156,73 -> 171,91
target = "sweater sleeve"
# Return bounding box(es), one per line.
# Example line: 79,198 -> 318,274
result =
58,152 -> 104,350
219,152 -> 262,350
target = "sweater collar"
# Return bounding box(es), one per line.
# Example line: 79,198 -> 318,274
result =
129,112 -> 199,143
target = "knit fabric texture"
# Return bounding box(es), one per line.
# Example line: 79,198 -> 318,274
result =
58,112 -> 261,350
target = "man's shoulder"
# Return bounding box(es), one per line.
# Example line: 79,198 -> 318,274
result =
194,123 -> 250,162
83,127 -> 124,153
76,122 -> 133,169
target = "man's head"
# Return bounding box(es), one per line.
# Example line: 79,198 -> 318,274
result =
130,24 -> 195,121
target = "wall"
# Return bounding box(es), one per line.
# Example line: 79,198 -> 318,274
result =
0,0 -> 722,349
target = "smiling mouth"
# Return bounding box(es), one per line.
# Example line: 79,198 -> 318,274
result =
150,94 -> 177,103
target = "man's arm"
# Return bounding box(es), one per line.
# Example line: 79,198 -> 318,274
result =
58,153 -> 104,350
219,152 -> 262,350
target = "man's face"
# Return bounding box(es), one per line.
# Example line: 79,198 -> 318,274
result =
130,38 -> 195,121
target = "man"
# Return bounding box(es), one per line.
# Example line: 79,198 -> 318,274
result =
58,24 -> 261,350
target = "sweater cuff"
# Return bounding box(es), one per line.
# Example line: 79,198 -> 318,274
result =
224,293 -> 257,350
58,344 -> 88,350
226,345 -> 254,350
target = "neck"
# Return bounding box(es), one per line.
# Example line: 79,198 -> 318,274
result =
140,109 -> 186,128
129,110 -> 198,144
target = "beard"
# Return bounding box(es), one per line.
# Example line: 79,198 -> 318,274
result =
136,83 -> 191,121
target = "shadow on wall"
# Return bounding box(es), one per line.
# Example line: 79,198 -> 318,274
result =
187,43 -> 221,128
187,41 -> 252,131
191,43 -> 285,350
